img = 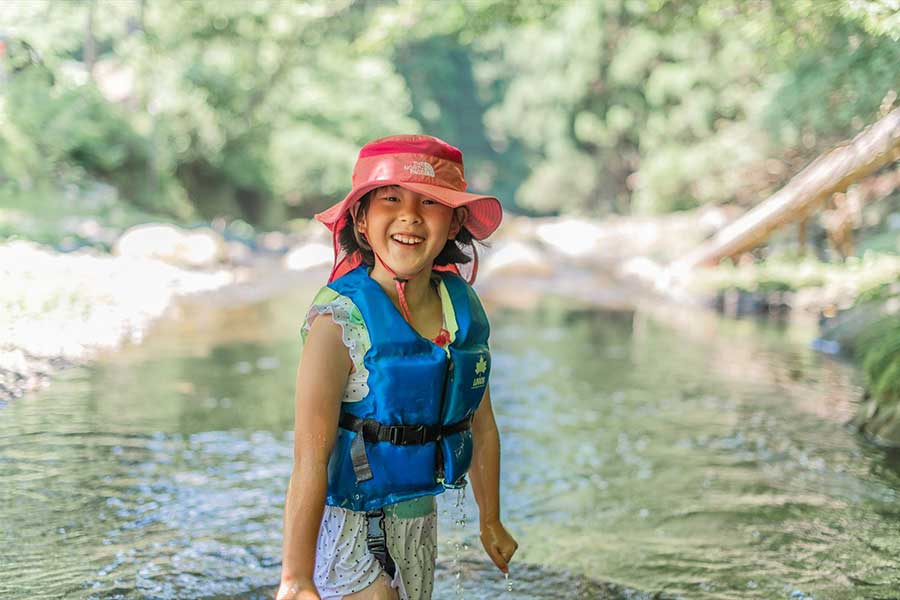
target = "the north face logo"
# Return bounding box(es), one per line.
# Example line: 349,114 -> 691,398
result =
403,161 -> 436,177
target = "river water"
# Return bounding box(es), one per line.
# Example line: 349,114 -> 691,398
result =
2,280 -> 899,599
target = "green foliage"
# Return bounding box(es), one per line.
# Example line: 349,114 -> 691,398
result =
859,315 -> 900,405
690,252 -> 900,297
762,20 -> 900,144
839,0 -> 900,40
1,0 -> 897,225
468,1 -> 782,215
0,64 -> 187,215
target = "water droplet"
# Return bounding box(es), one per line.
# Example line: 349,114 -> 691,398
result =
448,484 -> 469,599
505,571 -> 513,592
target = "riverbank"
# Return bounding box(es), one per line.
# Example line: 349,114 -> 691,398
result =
2,205 -> 895,411
1,207 -> 714,402
0,239 -> 235,401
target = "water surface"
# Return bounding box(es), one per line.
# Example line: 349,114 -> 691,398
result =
2,285 -> 898,599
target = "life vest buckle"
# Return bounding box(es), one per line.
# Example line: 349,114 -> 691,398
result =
390,424 -> 427,445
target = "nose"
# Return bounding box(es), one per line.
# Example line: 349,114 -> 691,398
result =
398,198 -> 423,224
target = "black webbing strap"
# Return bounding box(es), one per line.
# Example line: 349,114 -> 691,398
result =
341,413 -> 472,484
340,413 -> 471,445
365,508 -> 396,579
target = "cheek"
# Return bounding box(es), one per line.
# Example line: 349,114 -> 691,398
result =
429,208 -> 455,234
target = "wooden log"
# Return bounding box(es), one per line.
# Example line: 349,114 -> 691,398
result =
673,107 -> 900,269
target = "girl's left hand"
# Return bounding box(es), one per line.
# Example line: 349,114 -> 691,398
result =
480,520 -> 518,574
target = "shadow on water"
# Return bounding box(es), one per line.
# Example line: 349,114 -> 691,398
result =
2,285 -> 900,599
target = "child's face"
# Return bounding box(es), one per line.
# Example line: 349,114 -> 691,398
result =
357,185 -> 461,279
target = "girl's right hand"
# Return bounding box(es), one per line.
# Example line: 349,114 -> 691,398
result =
275,578 -> 320,600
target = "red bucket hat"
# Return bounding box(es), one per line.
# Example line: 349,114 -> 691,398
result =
315,134 -> 503,283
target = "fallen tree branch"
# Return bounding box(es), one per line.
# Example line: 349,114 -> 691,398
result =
673,107 -> 900,269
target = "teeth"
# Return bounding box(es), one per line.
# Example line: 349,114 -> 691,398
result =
391,234 -> 424,245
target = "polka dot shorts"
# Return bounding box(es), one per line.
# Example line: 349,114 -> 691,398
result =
314,504 -> 437,600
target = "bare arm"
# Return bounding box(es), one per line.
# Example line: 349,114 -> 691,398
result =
469,386 -> 501,525
277,314 -> 352,598
469,386 -> 517,573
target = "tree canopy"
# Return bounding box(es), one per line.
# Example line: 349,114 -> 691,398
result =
1,0 -> 897,225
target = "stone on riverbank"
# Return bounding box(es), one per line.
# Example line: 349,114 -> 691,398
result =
283,243 -> 333,271
480,240 -> 553,278
114,223 -> 227,268
1,240 -> 234,400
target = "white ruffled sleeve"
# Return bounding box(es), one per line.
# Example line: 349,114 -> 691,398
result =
301,287 -> 371,402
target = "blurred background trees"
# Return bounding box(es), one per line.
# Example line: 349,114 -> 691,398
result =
1,0 -> 897,227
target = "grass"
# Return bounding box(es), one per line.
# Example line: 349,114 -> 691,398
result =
687,251 -> 900,307
852,310 -> 900,445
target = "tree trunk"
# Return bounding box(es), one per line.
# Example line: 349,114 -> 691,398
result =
673,107 -> 900,269
797,218 -> 807,256
84,0 -> 96,80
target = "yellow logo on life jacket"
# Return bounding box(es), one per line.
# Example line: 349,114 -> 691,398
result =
472,355 -> 488,388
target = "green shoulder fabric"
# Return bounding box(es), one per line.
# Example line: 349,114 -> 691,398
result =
300,286 -> 365,343
300,287 -> 341,343
437,279 -> 459,343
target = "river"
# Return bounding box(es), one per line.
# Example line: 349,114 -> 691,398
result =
2,277 -> 898,599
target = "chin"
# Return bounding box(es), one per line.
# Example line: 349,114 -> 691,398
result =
386,259 -> 432,279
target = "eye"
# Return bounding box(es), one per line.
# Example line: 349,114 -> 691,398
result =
381,195 -> 400,202
422,198 -> 437,205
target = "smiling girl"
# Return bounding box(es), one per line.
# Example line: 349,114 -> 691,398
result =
276,135 -> 517,600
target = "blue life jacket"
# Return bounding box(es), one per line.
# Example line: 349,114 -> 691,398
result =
325,265 -> 491,512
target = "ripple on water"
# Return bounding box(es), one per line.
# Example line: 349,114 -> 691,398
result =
3,297 -> 900,599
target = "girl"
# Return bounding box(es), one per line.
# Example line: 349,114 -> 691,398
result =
277,135 -> 517,600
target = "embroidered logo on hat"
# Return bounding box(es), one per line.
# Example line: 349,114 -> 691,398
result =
403,161 -> 436,177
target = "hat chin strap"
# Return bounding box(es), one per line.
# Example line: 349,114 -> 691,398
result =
373,252 -> 423,324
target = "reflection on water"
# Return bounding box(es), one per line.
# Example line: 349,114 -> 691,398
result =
2,288 -> 898,599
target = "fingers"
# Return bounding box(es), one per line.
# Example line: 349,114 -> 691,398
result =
490,540 -> 519,573
488,544 -> 510,574
481,522 -> 518,574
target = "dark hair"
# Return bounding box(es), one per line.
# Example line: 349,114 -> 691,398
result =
337,190 -> 476,268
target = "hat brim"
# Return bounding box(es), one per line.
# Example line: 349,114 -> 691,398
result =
315,180 -> 502,240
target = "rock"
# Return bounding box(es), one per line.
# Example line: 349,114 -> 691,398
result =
259,231 -> 290,253
225,240 -> 254,265
617,256 -> 664,285
534,218 -> 604,258
114,224 -> 226,269
696,204 -> 742,236
480,241 -> 553,278
0,349 -> 28,373
284,243 -> 333,271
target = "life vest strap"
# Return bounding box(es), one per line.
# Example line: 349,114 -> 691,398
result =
365,508 -> 396,579
339,413 -> 472,446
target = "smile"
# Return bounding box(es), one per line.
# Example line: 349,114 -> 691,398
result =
391,234 -> 425,246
